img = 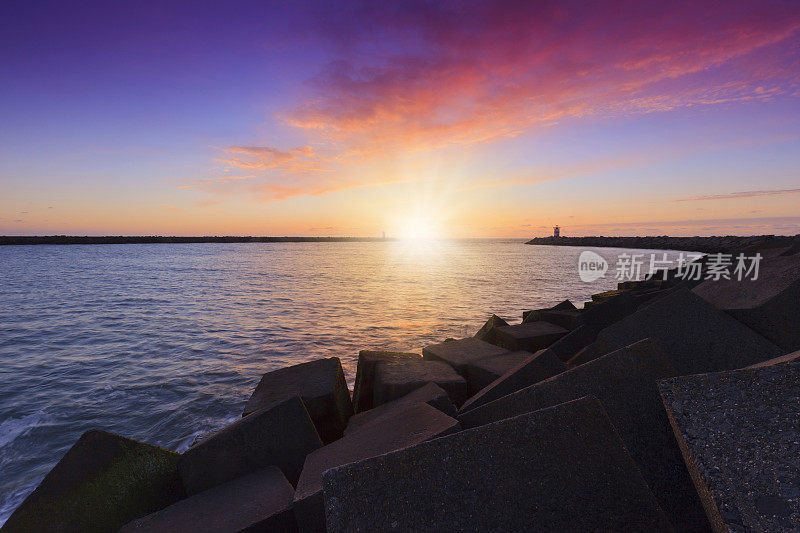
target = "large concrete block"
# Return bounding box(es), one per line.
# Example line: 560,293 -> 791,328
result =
459,339 -> 708,531
2,430 -> 185,533
459,348 -> 566,413
351,350 -> 420,413
293,403 -> 459,532
659,364 -> 800,532
744,349 -> 800,369
343,382 -> 456,436
693,254 -> 800,351
465,350 -> 533,394
580,289 -> 639,327
119,466 -> 297,532
538,309 -> 583,330
242,357 -> 352,444
179,395 -> 322,493
373,358 -> 467,407
568,287 -> 782,373
493,321 -> 568,352
422,337 -> 508,375
473,314 -> 509,344
522,298 -> 576,322
323,396 -> 672,532
547,324 -> 600,362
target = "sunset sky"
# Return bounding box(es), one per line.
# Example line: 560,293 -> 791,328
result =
2,0 -> 800,238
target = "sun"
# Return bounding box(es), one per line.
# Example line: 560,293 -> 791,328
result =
395,216 -> 441,241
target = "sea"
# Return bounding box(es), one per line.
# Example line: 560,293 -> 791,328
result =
0,240 -> 686,523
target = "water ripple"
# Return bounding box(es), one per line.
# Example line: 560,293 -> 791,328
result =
0,240 -> 683,524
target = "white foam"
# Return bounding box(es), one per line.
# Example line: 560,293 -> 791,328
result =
0,483 -> 37,527
0,412 -> 52,448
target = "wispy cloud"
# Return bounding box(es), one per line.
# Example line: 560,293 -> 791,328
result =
668,188 -> 800,202
193,1 -> 800,203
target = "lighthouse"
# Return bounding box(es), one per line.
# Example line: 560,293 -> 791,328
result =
553,225 -> 560,237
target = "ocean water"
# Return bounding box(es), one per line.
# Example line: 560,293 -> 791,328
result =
0,240 -> 684,522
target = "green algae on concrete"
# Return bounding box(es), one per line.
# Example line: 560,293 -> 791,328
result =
2,430 -> 184,532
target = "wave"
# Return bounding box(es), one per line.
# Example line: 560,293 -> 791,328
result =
0,412 -> 52,449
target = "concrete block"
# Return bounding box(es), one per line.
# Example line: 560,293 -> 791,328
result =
493,321 -> 568,352
243,357 -> 353,444
2,430 -> 185,533
459,348 -> 566,412
538,308 -> 583,330
179,395 -> 322,493
422,337 -> 508,375
473,314 -> 509,344
323,397 -> 672,532
521,299 -> 576,322
693,254 -> 800,351
580,289 -> 639,327
343,382 -> 455,436
465,350 -> 533,394
351,350 -> 420,413
744,349 -> 800,369
373,358 -> 467,407
460,339 -> 708,531
119,466 -> 297,532
547,324 -> 600,362
568,288 -> 782,373
659,364 -> 800,532
293,403 -> 458,532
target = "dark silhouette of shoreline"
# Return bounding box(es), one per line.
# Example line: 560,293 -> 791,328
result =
0,236 -> 395,246
525,234 -> 800,254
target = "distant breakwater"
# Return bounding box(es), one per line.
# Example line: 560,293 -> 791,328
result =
525,234 -> 800,254
0,236 -> 394,246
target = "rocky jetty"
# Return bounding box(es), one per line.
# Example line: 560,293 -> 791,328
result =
4,244 -> 800,532
525,234 -> 799,253
0,235 -> 392,246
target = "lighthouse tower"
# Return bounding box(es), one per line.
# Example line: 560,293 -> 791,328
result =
553,225 -> 560,237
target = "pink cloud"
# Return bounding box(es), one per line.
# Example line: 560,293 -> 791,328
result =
196,1 -> 800,203
284,0 -> 800,156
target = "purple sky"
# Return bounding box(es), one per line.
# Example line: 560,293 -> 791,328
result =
2,0 -> 800,237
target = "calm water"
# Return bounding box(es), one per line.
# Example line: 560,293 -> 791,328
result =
0,240 -> 683,522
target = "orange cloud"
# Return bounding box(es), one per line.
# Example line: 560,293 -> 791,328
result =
193,2 -> 800,204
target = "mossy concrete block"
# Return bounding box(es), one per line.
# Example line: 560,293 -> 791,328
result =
459,348 -> 567,413
569,288 -> 783,372
659,364 -> 800,532
459,339 -> 708,532
119,466 -> 297,532
179,395 -> 322,493
373,358 -> 467,407
422,337 -> 508,375
351,350 -> 420,413
323,397 -> 672,532
294,403 -> 459,532
547,324 -> 600,362
464,350 -> 532,395
242,357 -> 353,444
493,321 -> 568,352
693,254 -> 800,351
473,314 -> 509,344
2,430 -> 185,533
344,382 -> 455,436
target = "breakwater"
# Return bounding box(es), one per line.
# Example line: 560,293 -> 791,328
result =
525,234 -> 799,253
0,236 -> 393,245
3,243 -> 799,531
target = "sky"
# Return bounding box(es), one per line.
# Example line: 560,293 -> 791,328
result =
1,0 -> 800,238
